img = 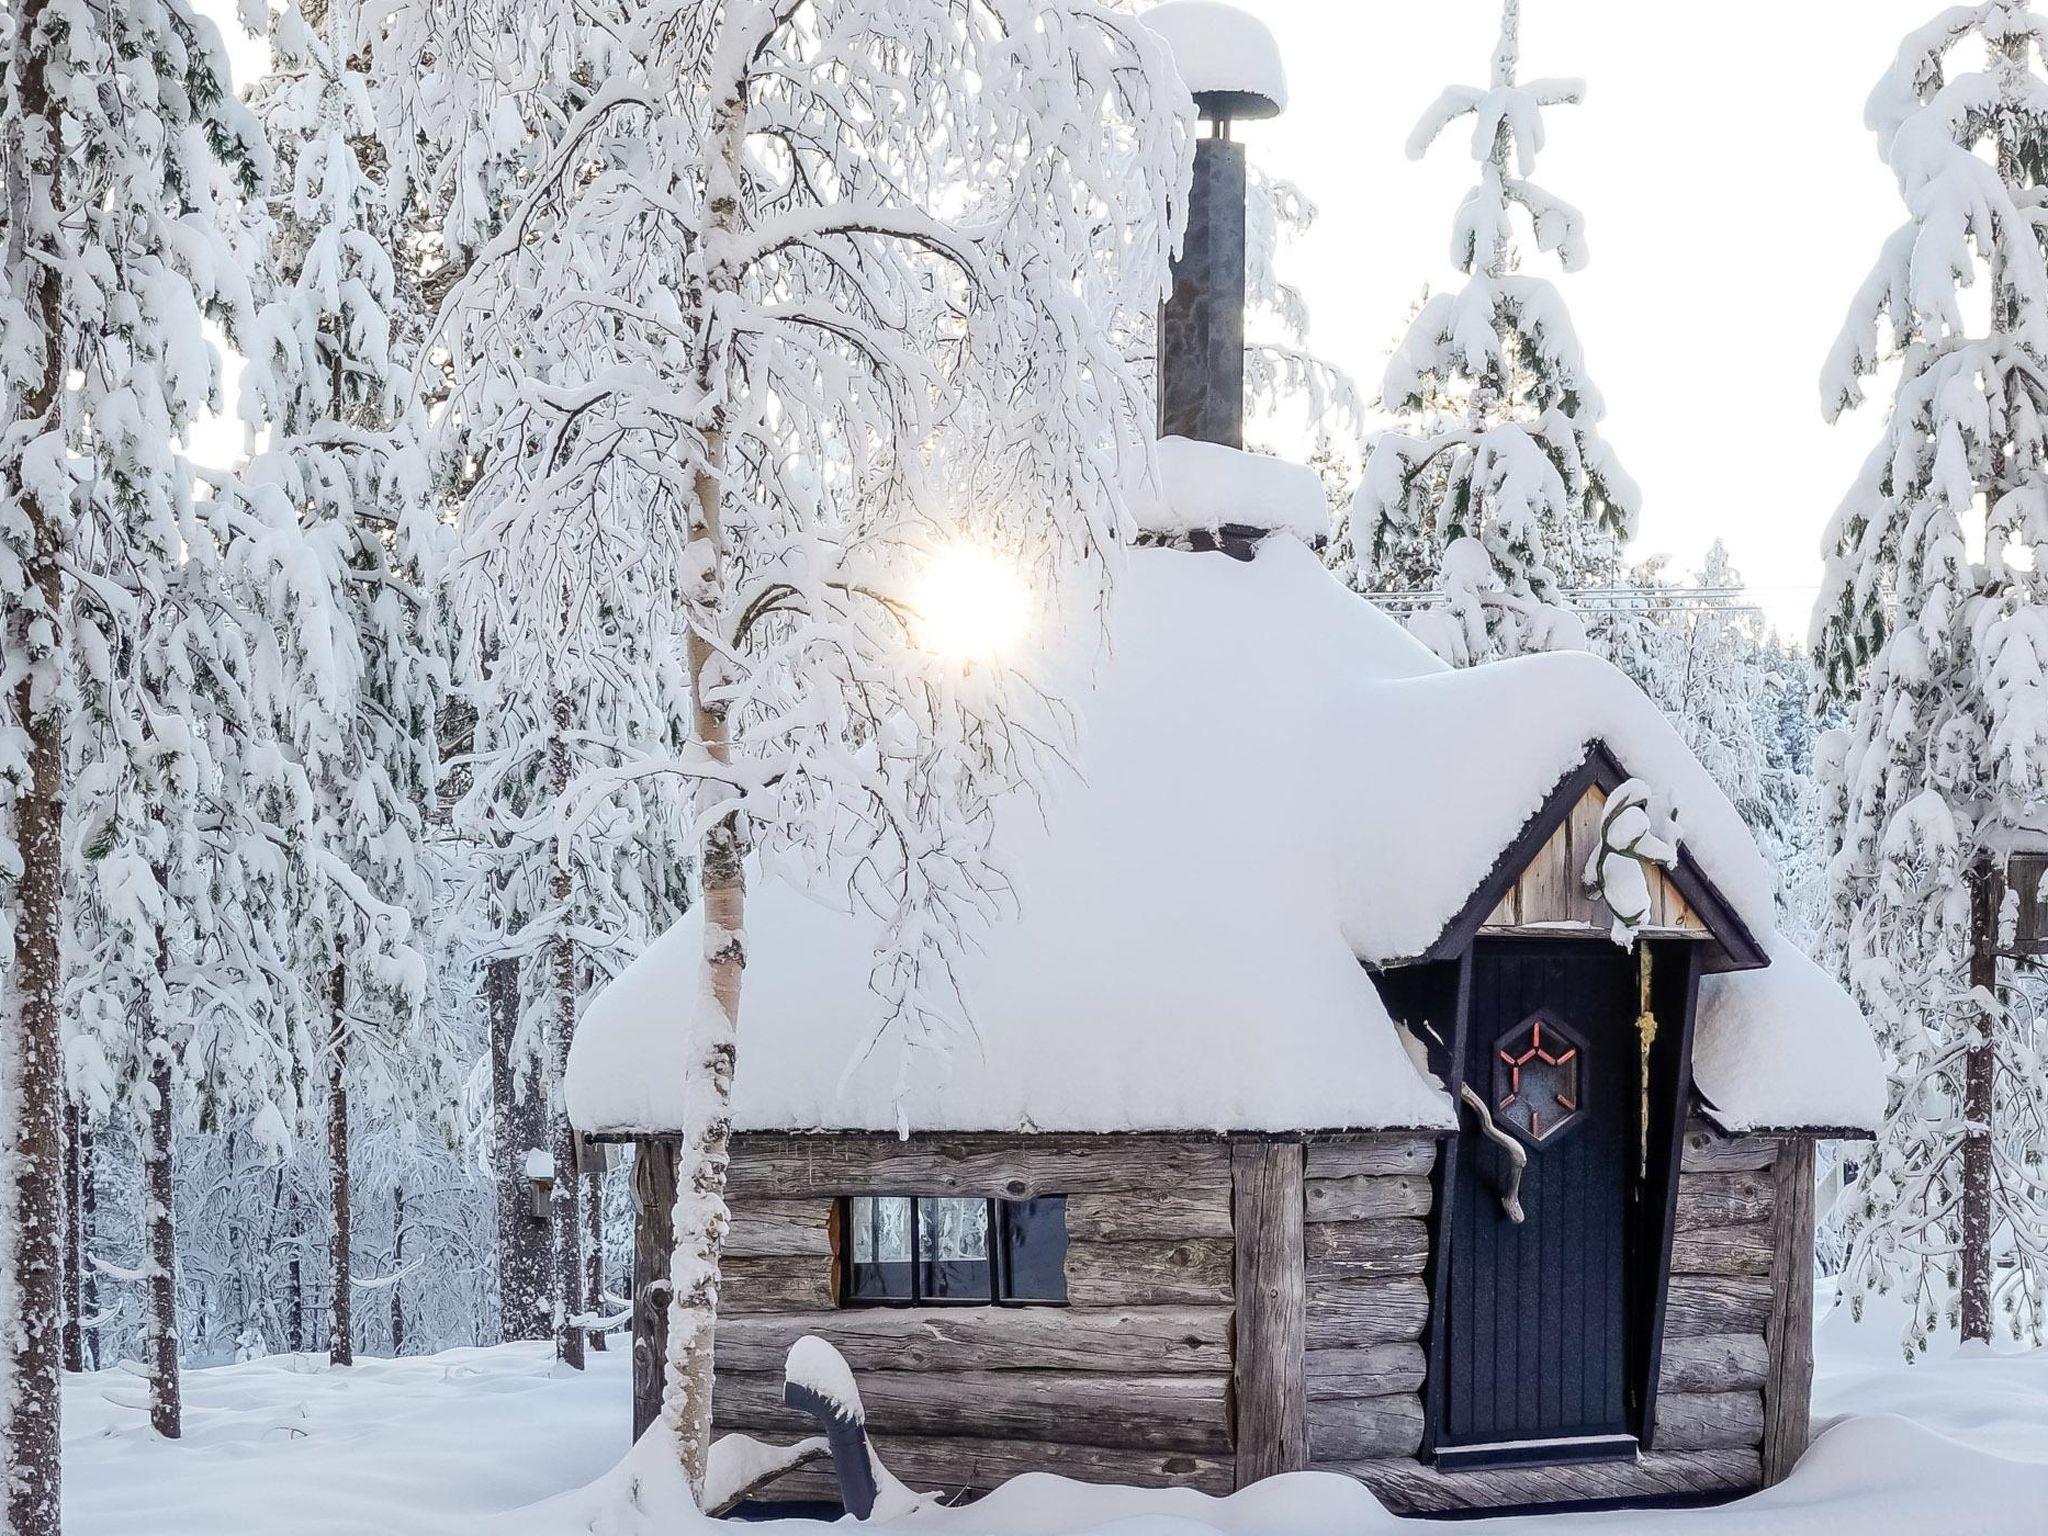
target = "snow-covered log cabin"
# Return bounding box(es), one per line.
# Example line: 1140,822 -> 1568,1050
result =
564,4 -> 1883,1518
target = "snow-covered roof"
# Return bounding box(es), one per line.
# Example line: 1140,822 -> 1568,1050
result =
1143,2 -> 1287,117
568,481 -> 1879,1138
1132,435 -> 1332,544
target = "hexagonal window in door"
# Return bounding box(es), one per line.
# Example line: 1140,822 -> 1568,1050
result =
1493,1010 -> 1585,1146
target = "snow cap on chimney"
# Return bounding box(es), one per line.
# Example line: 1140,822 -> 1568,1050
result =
1145,2 -> 1287,120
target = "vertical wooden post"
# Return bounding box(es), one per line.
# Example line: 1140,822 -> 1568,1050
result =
1230,1138 -> 1307,1486
632,1138 -> 680,1441
1761,1137 -> 1817,1487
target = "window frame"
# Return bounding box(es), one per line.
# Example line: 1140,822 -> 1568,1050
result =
838,1194 -> 1067,1309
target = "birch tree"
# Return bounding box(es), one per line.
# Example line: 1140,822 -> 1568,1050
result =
1817,0 -> 2048,1350
1354,0 -> 1639,665
437,0 -> 1188,1490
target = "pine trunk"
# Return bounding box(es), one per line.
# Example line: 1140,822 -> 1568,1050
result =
3,4 -> 69,1517
391,1181 -> 406,1356
62,1096 -> 84,1373
548,694 -> 585,1371
489,955 -> 552,1341
328,964 -> 354,1367
1962,857 -> 1998,1343
584,1166 -> 607,1351
143,981 -> 183,1438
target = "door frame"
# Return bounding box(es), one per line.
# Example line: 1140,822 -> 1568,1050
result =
1416,935 -> 1703,1464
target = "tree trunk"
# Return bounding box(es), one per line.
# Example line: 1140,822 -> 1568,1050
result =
78,1117 -> 99,1371
328,963 -> 354,1367
3,3 -> 69,1517
489,955 -> 552,1341
290,1254 -> 305,1352
584,1165 -> 607,1351
390,1181 -> 406,1356
62,1097 -> 84,1373
547,694 -> 585,1370
143,982 -> 183,1438
1962,857 -> 1999,1343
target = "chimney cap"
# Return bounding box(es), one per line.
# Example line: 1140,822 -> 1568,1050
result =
1144,2 -> 1287,121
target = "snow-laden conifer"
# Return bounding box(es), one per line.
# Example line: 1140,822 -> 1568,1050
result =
1355,0 -> 1638,665
436,0 -> 1189,1490
1816,0 -> 2048,1350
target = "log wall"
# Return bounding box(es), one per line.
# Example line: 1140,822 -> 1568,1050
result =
715,1132 -> 1239,1501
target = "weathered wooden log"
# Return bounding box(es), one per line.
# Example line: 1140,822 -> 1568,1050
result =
1304,1343 -> 1428,1399
724,1200 -> 834,1258
1303,1219 -> 1430,1281
1664,1273 -> 1774,1339
1674,1170 -> 1776,1230
1064,1238 -> 1233,1307
713,1370 -> 1232,1452
1657,1331 -> 1770,1394
1671,1223 -> 1777,1279
1305,1393 -> 1427,1460
727,1134 -> 1230,1201
1303,1277 -> 1431,1347
1681,1124 -> 1779,1173
1065,1189 -> 1232,1242
1334,1448 -> 1761,1515
720,1255 -> 837,1314
714,1306 -> 1232,1375
1655,1390 -> 1765,1452
1303,1175 -> 1433,1224
1763,1137 -> 1817,1487
1303,1138 -> 1439,1180
757,1434 -> 1236,1500
631,1139 -> 678,1441
1231,1139 -> 1308,1485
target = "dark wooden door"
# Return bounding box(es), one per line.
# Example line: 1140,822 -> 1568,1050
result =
1440,941 -> 1637,1455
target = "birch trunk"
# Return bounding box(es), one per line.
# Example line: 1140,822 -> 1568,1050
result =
488,955 -> 552,1340
328,964 -> 354,1367
1962,857 -> 1998,1343
143,964 -> 183,1437
548,694 -> 586,1370
3,1 -> 68,1515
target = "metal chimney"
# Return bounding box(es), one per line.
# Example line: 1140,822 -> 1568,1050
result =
1147,3 -> 1288,449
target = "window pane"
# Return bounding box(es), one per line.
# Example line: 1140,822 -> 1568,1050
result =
999,1197 -> 1068,1302
916,1199 -> 990,1262
849,1197 -> 912,1263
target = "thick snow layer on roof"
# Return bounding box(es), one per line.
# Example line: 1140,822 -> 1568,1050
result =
1131,437 -> 1332,543
568,536 -> 1876,1137
1695,936 -> 1884,1134
1143,2 -> 1288,112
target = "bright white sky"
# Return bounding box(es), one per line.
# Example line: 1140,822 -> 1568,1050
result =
200,0 -> 1946,642
1235,0 -> 1946,641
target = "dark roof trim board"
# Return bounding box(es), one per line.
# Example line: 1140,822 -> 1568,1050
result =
1415,742 -> 1771,975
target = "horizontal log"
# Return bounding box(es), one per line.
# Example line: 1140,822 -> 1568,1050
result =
1655,1390 -> 1765,1452
757,1434 -> 1236,1500
1065,1238 -> 1233,1306
1336,1448 -> 1761,1515
1304,1175 -> 1433,1224
727,1135 -> 1229,1201
1304,1277 -> 1431,1348
1065,1189 -> 1232,1242
721,1255 -> 836,1313
1303,1220 -> 1430,1282
1675,1170 -> 1776,1230
1306,1393 -> 1426,1460
1664,1274 -> 1774,1339
1681,1125 -> 1779,1173
714,1306 -> 1232,1375
1304,1138 -> 1439,1180
724,1200 -> 834,1258
1671,1223 -> 1777,1279
1305,1344 -> 1429,1399
1658,1331 -> 1769,1394
715,1369 -> 1232,1452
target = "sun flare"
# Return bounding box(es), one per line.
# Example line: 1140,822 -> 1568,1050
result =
912,543 -> 1033,664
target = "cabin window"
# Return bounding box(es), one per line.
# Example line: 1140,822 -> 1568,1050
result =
841,1195 -> 1067,1306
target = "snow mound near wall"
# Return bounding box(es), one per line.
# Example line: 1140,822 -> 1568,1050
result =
1696,934 -> 1885,1133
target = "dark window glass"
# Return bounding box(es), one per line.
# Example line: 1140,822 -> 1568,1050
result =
841,1195 -> 1066,1307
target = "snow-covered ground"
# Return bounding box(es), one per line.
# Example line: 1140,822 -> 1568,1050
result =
68,1312 -> 2048,1536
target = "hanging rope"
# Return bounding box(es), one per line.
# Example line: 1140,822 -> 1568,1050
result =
1635,942 -> 1657,1182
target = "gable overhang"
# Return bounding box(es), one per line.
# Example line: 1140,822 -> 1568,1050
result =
1415,743 -> 1770,975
